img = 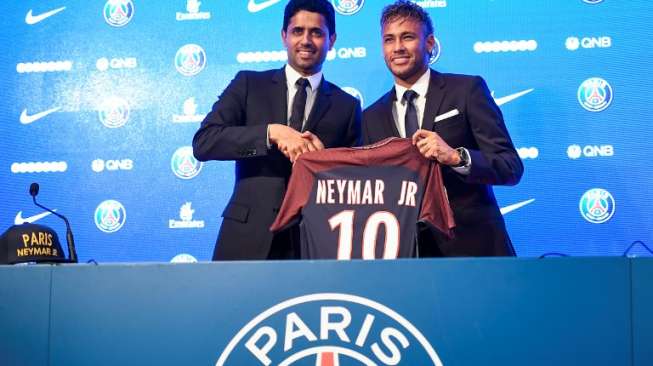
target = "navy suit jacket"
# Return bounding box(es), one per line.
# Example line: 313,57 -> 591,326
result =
193,68 -> 361,260
362,70 -> 523,256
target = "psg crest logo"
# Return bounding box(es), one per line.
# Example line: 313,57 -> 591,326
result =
579,188 -> 615,224
429,37 -> 441,65
171,146 -> 202,179
577,77 -> 613,112
216,293 -> 444,365
98,96 -> 130,128
332,0 -> 365,15
103,0 -> 134,27
95,200 -> 127,233
175,44 -> 207,76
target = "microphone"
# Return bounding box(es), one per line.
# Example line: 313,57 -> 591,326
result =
29,183 -> 78,263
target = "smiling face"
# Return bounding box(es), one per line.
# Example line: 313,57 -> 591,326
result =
382,17 -> 435,88
282,10 -> 336,76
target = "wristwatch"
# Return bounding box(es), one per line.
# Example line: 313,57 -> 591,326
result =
453,147 -> 470,168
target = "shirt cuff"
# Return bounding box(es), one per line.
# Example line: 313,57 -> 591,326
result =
266,124 -> 272,149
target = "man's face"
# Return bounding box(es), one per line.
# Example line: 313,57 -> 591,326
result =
382,17 -> 434,86
282,10 -> 336,76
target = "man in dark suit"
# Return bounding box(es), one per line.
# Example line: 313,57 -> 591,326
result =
193,0 -> 361,260
362,1 -> 523,256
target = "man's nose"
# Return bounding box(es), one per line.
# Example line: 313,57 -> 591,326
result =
392,40 -> 406,53
299,31 -> 312,44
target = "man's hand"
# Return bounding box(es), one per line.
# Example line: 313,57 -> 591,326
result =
411,129 -> 460,166
269,124 -> 324,162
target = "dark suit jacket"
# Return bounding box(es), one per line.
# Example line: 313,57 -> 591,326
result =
193,68 -> 361,260
362,70 -> 523,256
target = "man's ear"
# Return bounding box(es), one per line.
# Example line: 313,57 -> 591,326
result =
281,30 -> 288,48
425,34 -> 435,54
328,33 -> 337,50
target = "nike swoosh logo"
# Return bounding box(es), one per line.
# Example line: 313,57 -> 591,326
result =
20,107 -> 61,125
25,7 -> 66,25
247,0 -> 282,13
15,210 -> 57,225
500,198 -> 535,215
493,88 -> 534,106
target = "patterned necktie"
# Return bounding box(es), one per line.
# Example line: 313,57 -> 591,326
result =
289,78 -> 310,132
402,89 -> 419,138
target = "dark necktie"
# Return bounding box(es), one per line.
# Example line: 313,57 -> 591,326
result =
289,78 -> 310,132
402,89 -> 419,137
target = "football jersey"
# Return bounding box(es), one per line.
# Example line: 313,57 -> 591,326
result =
270,137 -> 455,260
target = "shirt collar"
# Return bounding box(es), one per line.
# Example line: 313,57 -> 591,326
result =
394,68 -> 431,103
285,64 -> 322,91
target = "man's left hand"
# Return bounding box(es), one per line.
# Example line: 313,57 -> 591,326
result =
412,129 -> 460,166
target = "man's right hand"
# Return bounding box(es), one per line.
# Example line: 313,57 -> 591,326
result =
269,124 -> 323,162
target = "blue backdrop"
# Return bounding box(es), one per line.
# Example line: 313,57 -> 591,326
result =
1,0 -> 651,262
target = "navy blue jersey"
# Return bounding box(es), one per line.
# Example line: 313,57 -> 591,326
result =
270,138 -> 455,260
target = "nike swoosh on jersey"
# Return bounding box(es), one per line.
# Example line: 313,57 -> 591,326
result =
500,199 -> 535,215
15,210 -> 56,225
493,88 -> 534,106
247,0 -> 282,13
25,7 -> 66,25
20,107 -> 61,125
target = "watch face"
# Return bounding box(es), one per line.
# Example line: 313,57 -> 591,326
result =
456,147 -> 469,167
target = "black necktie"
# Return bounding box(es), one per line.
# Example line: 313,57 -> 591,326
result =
289,78 -> 310,132
403,89 -> 419,137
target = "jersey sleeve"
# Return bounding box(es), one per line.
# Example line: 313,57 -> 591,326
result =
269,156 -> 315,233
419,162 -> 456,238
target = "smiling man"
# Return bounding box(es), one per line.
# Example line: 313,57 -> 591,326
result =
362,1 -> 523,257
193,0 -> 361,260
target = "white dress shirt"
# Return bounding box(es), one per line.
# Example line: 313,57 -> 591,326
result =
267,64 -> 323,147
284,64 -> 322,129
392,68 -> 471,173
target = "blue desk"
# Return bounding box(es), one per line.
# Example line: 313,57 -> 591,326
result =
1,258 -> 650,365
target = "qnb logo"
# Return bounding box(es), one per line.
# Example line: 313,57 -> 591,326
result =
92,159 -> 133,172
177,0 -> 211,21
216,293 -> 444,366
98,96 -> 130,128
94,200 -> 126,233
579,188 -> 615,224
173,97 -> 206,123
237,51 -> 287,64
16,61 -> 72,73
429,37 -> 441,64
170,253 -> 198,263
171,146 -> 203,179
103,0 -> 134,27
565,36 -> 612,51
517,147 -> 539,160
413,0 -> 447,8
11,162 -> 68,174
342,87 -> 364,108
331,0 -> 365,15
578,77 -> 612,112
473,40 -> 538,53
169,202 -> 205,229
175,44 -> 207,76
567,144 -> 614,159
96,57 -> 137,71
326,47 -> 367,61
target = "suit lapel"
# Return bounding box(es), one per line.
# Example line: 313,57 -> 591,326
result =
271,68 -> 288,124
303,76 -> 331,133
422,69 -> 446,132
381,88 -> 401,138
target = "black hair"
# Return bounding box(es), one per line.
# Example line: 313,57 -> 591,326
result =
283,0 -> 336,36
380,0 -> 434,36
